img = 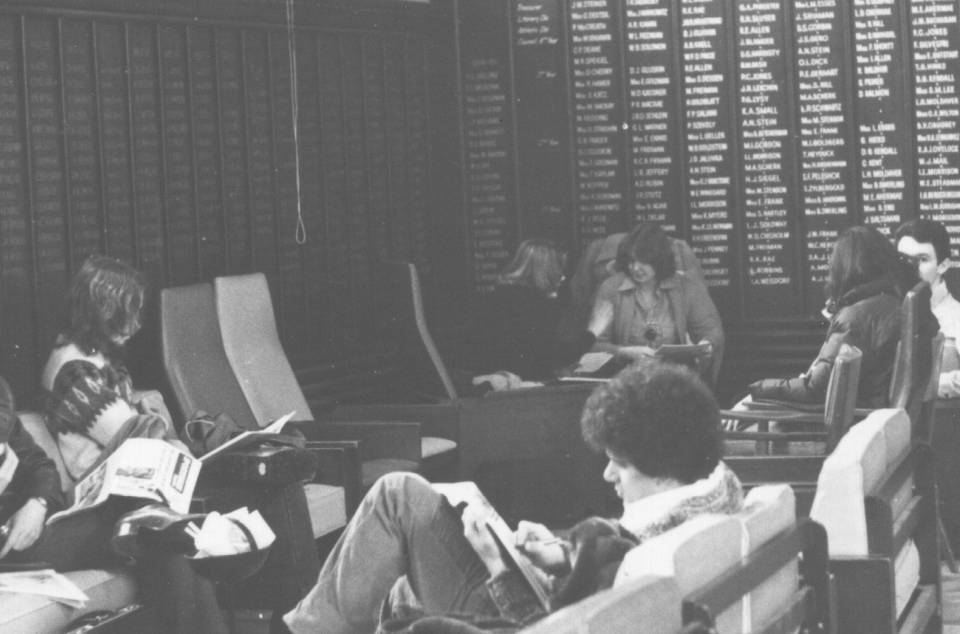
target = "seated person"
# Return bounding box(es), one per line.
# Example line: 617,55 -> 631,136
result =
0,380 -> 65,562
474,239 -> 611,382
744,226 -> 915,410
591,223 -> 724,383
39,255 -> 318,634
895,218 -> 960,398
283,360 -> 744,633
558,231 -> 706,347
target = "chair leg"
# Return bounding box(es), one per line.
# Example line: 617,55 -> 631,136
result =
941,518 -> 958,574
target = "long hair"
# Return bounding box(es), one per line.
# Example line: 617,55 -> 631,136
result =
826,226 -> 910,303
64,255 -> 146,355
615,223 -> 676,281
497,239 -> 566,295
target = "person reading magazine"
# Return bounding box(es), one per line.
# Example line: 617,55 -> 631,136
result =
284,360 -> 744,633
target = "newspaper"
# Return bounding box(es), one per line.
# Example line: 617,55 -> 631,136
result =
0,569 -> 89,607
47,438 -> 201,525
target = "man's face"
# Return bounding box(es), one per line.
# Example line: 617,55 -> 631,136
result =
602,450 -> 648,503
897,236 -> 945,285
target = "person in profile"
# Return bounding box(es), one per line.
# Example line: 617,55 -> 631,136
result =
895,218 -> 960,397
284,360 -> 743,633
742,226 -> 915,410
590,223 -> 724,384
473,238 -> 611,384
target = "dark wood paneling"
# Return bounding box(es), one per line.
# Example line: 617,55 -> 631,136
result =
0,1 -> 461,405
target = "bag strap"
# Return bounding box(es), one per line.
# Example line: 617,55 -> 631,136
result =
228,518 -> 260,551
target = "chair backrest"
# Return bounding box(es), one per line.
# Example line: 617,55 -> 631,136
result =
379,260 -> 458,400
917,331 -> 945,446
824,344 -> 863,449
889,282 -> 933,419
809,407 -> 939,632
616,485 -> 825,633
810,408 -> 911,556
159,282 -> 259,430
214,273 -> 314,425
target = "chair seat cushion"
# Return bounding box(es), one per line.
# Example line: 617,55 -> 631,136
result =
361,458 -> 420,488
303,483 -> 347,539
422,436 -> 457,459
0,568 -> 138,633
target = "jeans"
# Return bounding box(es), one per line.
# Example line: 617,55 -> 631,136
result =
284,473 -> 496,634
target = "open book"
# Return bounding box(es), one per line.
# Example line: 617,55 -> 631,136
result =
48,438 -> 200,525
654,341 -> 712,367
200,411 -> 295,463
432,482 -> 551,611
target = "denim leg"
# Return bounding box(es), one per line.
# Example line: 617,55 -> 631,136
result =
284,473 -> 495,634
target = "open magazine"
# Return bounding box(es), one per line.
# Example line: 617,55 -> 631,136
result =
432,482 -> 551,611
47,438 -> 201,525
200,411 -> 295,463
0,569 -> 89,607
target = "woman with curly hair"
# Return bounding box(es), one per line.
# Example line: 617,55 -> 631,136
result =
591,223 -> 724,383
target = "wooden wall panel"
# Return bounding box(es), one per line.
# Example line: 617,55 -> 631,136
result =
0,1 -> 461,405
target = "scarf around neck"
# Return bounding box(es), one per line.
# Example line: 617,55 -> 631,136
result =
619,460 -> 744,543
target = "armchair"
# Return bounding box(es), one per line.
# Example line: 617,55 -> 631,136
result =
159,281 -> 358,524
210,273 -> 447,487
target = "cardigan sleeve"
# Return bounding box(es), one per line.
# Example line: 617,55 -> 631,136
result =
43,359 -> 138,447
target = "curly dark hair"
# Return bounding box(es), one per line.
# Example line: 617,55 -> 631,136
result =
64,255 -> 146,355
580,360 -> 720,483
614,223 -> 676,282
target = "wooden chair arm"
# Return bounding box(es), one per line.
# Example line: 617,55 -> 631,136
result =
720,408 -> 829,426
329,403 -> 461,442
305,440 -> 363,515
293,420 -> 422,462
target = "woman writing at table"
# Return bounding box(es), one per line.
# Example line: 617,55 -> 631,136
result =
591,223 -> 724,384
475,239 -> 612,383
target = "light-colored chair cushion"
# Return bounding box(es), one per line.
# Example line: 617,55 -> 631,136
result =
0,568 -> 139,634
302,483 -> 347,539
615,514 -> 743,631
522,574 -> 681,634
738,484 -> 798,632
809,408 -> 908,556
214,273 -> 313,425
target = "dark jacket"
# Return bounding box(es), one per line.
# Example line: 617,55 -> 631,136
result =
754,278 -> 903,407
0,380 -> 64,525
475,284 -> 594,380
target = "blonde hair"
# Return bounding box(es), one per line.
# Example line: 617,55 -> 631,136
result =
498,239 -> 566,295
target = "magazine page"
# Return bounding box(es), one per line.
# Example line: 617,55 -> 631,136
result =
48,438 -> 200,524
432,482 -> 551,611
201,411 -> 295,463
0,569 -> 89,608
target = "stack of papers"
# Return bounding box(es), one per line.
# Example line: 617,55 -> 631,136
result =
0,569 -> 88,608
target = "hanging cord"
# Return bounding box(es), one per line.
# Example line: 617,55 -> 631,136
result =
285,0 -> 307,244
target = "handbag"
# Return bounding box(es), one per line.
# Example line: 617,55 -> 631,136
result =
180,410 -> 243,457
